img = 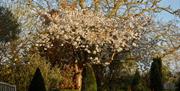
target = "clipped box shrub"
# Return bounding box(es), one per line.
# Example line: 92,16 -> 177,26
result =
29,68 -> 46,91
81,64 -> 97,91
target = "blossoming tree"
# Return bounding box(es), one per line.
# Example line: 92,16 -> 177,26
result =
33,9 -> 151,89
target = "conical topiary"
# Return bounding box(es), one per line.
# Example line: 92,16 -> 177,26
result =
29,67 -> 46,91
175,75 -> 180,91
150,57 -> 163,91
131,69 -> 141,91
81,64 -> 97,91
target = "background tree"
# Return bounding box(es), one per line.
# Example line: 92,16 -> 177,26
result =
0,6 -> 20,66
32,9 -> 150,90
150,57 -> 163,91
0,6 -> 20,42
108,58 -> 137,91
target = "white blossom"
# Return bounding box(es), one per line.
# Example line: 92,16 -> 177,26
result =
34,9 -> 151,64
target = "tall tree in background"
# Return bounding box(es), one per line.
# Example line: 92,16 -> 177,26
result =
0,6 -> 20,42
33,9 -> 151,90
150,57 -> 163,91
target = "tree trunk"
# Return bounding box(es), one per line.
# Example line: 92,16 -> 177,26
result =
74,64 -> 83,90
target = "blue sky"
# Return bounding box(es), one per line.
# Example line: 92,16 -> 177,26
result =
156,0 -> 180,22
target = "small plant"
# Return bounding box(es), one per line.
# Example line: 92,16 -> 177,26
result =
29,68 -> 46,91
